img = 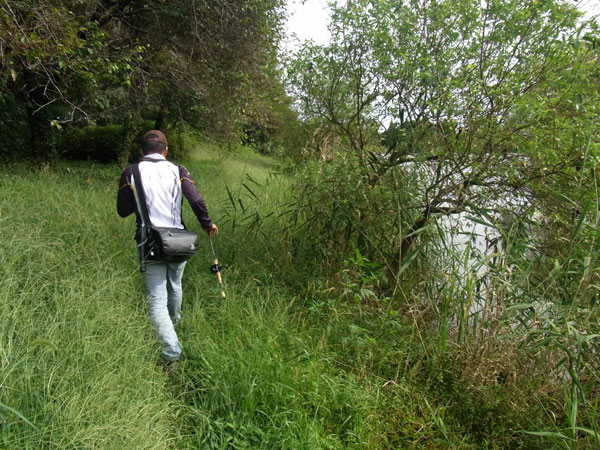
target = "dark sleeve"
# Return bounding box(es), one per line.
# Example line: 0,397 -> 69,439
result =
179,165 -> 213,230
117,167 -> 136,218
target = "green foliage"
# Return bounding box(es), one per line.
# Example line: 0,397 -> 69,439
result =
57,120 -> 155,163
187,144 -> 599,447
241,85 -> 306,158
178,288 -> 377,449
284,4 -> 600,448
277,151 -> 432,293
421,181 -> 600,447
103,0 -> 289,141
0,91 -> 29,161
0,163 -> 178,448
0,0 -> 294,158
2,141 -> 597,448
59,124 -> 125,162
341,250 -> 386,303
287,0 -> 600,273
0,1 -> 141,157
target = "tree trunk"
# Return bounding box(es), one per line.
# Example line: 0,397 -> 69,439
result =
154,105 -> 166,131
25,104 -> 50,161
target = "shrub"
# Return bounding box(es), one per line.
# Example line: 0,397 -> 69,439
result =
59,124 -> 125,162
58,121 -> 155,163
0,93 -> 30,161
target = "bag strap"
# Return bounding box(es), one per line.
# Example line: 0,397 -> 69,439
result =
132,163 -> 152,228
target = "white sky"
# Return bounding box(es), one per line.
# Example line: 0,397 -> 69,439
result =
283,0 -> 335,50
283,0 -> 599,52
574,0 -> 600,20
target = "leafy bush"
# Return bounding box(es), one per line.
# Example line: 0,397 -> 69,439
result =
0,92 -> 29,160
59,124 -> 125,162
58,121 -> 155,162
280,152 -> 434,296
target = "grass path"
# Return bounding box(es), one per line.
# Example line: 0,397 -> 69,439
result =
0,144 -> 386,449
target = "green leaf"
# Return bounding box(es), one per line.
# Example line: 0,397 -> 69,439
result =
0,402 -> 37,429
506,303 -> 536,311
464,215 -> 497,229
242,183 -> 259,201
524,430 -> 573,440
575,426 -> 600,439
226,185 -> 237,212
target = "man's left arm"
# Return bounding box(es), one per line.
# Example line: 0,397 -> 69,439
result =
117,168 -> 136,218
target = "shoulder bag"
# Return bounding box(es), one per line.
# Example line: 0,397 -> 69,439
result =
132,163 -> 199,267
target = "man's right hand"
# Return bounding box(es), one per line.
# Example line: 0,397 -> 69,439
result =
207,224 -> 219,236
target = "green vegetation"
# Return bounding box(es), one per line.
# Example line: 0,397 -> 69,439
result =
0,141 -> 598,448
287,0 -> 600,267
0,0 -> 291,161
1,0 -> 599,448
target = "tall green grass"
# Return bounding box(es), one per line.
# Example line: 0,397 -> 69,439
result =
2,141 -> 587,449
0,147 -> 388,449
0,164 -> 178,448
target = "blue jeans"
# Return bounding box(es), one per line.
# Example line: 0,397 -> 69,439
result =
142,260 -> 187,361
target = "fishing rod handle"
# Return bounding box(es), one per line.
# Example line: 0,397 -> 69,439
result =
214,259 -> 223,284
214,258 -> 226,298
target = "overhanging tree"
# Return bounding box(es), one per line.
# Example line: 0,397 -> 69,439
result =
287,0 -> 600,275
0,0 -> 287,159
0,0 -> 138,157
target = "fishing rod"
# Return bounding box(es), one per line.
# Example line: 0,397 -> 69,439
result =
209,235 -> 227,298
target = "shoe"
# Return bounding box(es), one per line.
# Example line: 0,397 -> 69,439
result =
159,353 -> 179,363
158,356 -> 181,373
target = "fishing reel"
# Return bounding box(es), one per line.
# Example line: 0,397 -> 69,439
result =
209,263 -> 228,274
208,235 -> 227,298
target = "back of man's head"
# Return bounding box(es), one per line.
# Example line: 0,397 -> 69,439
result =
141,130 -> 168,155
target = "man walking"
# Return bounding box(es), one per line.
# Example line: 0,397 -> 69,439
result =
117,130 -> 218,363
